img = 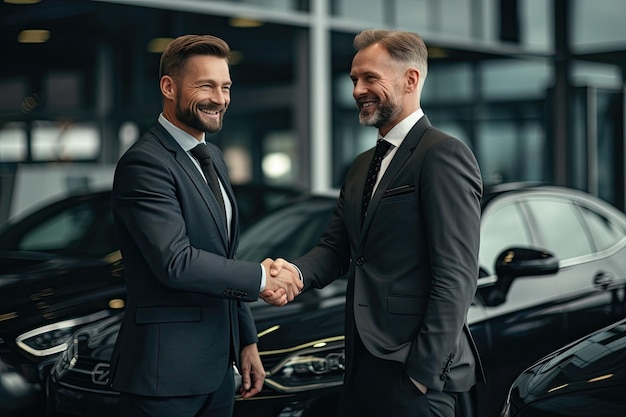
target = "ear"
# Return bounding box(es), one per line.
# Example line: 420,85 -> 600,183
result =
160,75 -> 176,100
405,68 -> 420,93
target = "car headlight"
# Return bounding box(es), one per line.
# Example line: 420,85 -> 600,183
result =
264,338 -> 345,393
15,310 -> 111,357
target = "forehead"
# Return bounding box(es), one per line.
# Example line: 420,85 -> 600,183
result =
181,54 -> 231,82
350,43 -> 397,76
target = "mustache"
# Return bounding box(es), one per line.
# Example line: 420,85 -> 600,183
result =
198,104 -> 227,112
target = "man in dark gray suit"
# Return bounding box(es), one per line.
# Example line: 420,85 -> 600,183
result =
265,30 -> 484,417
110,34 -> 302,417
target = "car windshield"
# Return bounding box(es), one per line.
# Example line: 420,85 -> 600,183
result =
237,197 -> 336,263
0,195 -> 117,258
237,196 -> 346,314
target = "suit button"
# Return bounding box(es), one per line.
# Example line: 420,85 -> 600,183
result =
356,257 -> 364,266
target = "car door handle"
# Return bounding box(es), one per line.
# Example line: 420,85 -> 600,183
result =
593,272 -> 614,289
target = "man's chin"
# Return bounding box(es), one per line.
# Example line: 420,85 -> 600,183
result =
358,112 -> 377,127
203,120 -> 223,134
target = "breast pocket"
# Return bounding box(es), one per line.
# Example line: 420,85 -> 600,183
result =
381,185 -> 416,204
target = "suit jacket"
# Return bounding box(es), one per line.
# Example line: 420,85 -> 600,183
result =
293,116 -> 484,392
109,123 -> 261,397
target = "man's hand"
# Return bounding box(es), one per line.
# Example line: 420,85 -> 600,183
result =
239,343 -> 265,399
261,258 -> 303,304
259,287 -> 288,306
410,376 -> 428,394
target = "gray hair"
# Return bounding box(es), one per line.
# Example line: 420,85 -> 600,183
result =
353,29 -> 428,84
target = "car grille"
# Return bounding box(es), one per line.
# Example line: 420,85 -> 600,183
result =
56,353 -> 286,396
56,356 -> 117,395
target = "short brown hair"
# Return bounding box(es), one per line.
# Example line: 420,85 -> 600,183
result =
159,34 -> 231,79
353,29 -> 428,81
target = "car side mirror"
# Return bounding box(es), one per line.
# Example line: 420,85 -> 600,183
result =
484,247 -> 559,307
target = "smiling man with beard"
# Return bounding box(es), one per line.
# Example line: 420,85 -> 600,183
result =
265,29 -> 484,417
109,34 -> 302,417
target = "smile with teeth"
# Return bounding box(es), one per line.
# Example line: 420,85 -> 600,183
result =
200,108 -> 220,116
359,99 -> 378,109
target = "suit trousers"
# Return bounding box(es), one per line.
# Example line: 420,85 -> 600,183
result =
337,337 -> 456,417
118,365 -> 234,417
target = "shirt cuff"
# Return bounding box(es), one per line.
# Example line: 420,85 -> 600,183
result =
291,263 -> 304,283
259,264 -> 266,292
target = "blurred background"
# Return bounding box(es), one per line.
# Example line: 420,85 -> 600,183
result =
0,0 -> 624,225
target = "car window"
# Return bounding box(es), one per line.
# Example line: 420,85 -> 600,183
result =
479,202 -> 532,276
15,200 -> 116,257
18,203 -> 95,252
578,205 -> 626,252
237,198 -> 334,262
525,198 -> 592,260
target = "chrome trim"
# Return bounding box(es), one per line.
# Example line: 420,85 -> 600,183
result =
16,310 -> 111,357
91,362 -> 111,385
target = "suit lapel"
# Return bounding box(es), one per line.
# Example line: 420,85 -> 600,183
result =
151,125 -> 230,247
360,116 -> 432,235
206,143 -> 239,254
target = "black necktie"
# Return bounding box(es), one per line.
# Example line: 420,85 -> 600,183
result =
190,143 -> 226,218
362,139 -> 392,221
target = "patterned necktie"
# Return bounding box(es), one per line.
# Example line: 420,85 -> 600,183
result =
362,139 -> 392,221
190,143 -> 226,218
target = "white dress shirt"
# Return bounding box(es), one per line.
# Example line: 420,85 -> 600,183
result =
373,108 -> 425,195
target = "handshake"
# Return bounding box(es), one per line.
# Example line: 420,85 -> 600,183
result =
260,258 -> 303,306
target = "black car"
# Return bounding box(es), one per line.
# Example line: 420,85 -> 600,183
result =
501,317 -> 626,417
0,190 -> 125,417
0,184 -> 302,417
46,183 -> 626,417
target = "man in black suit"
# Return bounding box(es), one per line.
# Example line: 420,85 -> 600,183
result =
265,30 -> 484,417
110,34 -> 302,417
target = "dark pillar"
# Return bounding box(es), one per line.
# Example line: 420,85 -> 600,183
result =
552,0 -> 572,186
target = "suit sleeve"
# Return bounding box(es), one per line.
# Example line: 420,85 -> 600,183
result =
405,136 -> 482,390
112,141 -> 261,301
293,185 -> 352,290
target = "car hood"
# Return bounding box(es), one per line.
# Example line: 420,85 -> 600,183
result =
64,279 -> 347,364
0,250 -> 125,335
251,281 -> 346,352
0,250 -> 109,280
508,318 -> 626,407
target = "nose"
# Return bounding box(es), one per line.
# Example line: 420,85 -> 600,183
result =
210,89 -> 229,106
352,79 -> 366,98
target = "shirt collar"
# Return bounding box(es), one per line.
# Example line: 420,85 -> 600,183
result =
377,108 -> 424,148
158,113 -> 205,151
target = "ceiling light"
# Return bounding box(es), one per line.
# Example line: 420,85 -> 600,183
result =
229,17 -> 264,28
147,37 -> 174,53
4,0 -> 41,4
18,29 -> 49,43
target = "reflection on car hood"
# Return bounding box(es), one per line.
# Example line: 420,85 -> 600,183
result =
251,280 -> 346,352
0,250 -> 125,335
510,318 -> 626,404
0,250 -> 112,283
66,280 -> 347,364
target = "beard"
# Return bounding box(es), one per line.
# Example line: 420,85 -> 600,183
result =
358,91 -> 402,129
175,97 -> 225,133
